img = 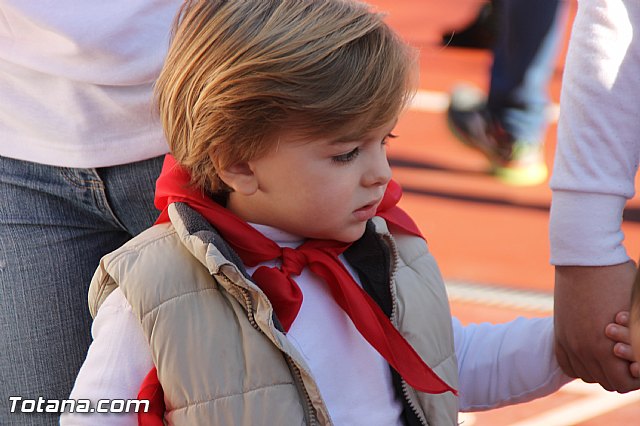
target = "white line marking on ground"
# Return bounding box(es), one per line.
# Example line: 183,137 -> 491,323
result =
561,380 -> 607,396
445,280 -> 553,312
410,90 -> 450,113
458,412 -> 477,425
409,89 -> 560,122
509,382 -> 640,426
457,367 -> 640,426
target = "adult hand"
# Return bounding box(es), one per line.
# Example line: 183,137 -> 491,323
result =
554,261 -> 640,393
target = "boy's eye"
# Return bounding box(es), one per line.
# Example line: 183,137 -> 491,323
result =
332,147 -> 360,163
330,133 -> 396,164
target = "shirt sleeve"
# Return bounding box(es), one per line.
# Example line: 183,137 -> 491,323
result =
454,316 -> 572,412
60,288 -> 154,425
549,0 -> 640,266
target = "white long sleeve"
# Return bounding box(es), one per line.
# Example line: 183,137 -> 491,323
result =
454,316 -> 571,412
60,290 -> 153,426
549,0 -> 640,266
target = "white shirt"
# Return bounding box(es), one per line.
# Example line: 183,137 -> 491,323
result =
0,0 -> 181,167
549,0 -> 640,266
63,225 -> 570,425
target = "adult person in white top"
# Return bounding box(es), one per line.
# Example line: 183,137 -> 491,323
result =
550,0 -> 640,393
0,1 -> 181,424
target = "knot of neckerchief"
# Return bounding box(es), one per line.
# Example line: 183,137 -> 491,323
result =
154,154 -> 457,395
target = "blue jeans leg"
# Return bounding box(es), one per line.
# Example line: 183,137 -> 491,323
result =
488,0 -> 568,143
0,155 -> 163,425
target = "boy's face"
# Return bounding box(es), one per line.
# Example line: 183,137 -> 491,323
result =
226,118 -> 397,242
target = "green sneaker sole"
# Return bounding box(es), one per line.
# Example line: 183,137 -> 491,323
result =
492,162 -> 548,186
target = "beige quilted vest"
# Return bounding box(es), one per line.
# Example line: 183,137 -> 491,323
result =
88,204 -> 459,425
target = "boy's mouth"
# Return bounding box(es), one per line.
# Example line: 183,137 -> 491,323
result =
353,198 -> 382,221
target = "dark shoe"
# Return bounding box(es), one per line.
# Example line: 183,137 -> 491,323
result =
441,2 -> 497,49
447,85 -> 548,186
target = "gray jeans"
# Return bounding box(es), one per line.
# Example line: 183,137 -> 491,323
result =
0,155 -> 164,425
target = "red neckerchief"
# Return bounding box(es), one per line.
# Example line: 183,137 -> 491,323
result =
139,154 -> 456,424
137,368 -> 164,426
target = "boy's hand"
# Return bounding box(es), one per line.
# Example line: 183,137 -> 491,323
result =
605,311 -> 640,379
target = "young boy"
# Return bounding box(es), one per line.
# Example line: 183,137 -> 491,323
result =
62,1 -> 637,425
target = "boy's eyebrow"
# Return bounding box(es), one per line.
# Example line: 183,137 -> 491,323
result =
327,134 -> 368,144
327,119 -> 399,145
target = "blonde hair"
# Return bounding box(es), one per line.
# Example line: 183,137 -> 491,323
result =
156,0 -> 417,192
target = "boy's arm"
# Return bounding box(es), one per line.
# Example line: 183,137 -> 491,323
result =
60,288 -> 153,426
454,316 -> 572,412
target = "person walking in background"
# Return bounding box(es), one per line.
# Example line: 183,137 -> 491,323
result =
550,0 -> 640,393
446,0 -> 568,186
0,1 -> 181,424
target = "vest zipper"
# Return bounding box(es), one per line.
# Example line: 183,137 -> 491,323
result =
219,272 -> 320,425
240,285 -> 259,330
382,234 -> 429,426
285,355 -> 318,426
218,273 -> 260,329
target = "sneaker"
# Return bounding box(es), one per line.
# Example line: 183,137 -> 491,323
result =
447,85 -> 548,186
492,141 -> 548,186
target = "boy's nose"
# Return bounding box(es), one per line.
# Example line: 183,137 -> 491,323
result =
364,150 -> 392,187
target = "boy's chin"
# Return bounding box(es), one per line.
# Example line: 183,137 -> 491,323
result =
302,221 -> 367,243
331,224 -> 368,243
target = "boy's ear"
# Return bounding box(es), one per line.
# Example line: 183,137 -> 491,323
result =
217,161 -> 259,195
